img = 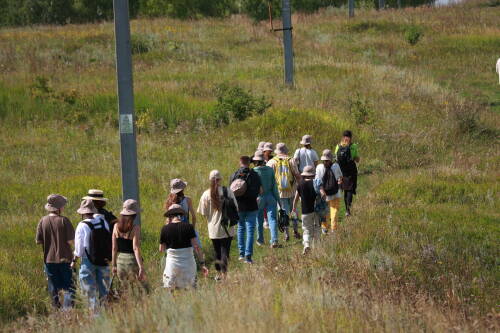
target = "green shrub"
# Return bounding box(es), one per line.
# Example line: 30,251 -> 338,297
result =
405,25 -> 423,46
214,83 -> 271,125
131,34 -> 158,55
348,93 -> 373,125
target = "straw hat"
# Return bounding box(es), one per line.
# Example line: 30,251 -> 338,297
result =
301,165 -> 316,177
274,142 -> 289,155
82,189 -> 108,202
120,199 -> 139,216
45,194 -> 67,212
253,150 -> 264,161
209,170 -> 222,181
170,178 -> 187,194
300,135 -> 312,145
262,142 -> 274,152
321,149 -> 333,161
164,204 -> 186,217
77,199 -> 98,215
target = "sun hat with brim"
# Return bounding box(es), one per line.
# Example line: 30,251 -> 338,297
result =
253,150 -> 265,161
170,178 -> 187,194
77,199 -> 98,215
209,170 -> 222,181
321,149 -> 334,161
257,141 -> 266,151
82,189 -> 108,202
120,199 -> 139,216
164,204 -> 186,217
300,135 -> 312,145
301,165 -> 316,177
45,194 -> 67,212
263,142 -> 274,152
274,142 -> 288,155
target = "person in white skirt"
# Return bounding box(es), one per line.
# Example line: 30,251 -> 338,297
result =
159,204 -> 208,289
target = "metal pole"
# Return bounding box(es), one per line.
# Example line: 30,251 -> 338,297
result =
397,0 -> 401,9
379,0 -> 385,9
113,0 -> 141,224
282,0 -> 294,86
348,0 -> 355,17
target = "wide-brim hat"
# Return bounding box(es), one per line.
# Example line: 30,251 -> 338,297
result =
82,189 -> 108,202
253,150 -> 264,161
209,170 -> 222,180
45,194 -> 67,212
164,204 -> 186,217
300,135 -> 312,145
120,199 -> 139,216
170,178 -> 187,194
257,141 -> 266,150
274,142 -> 288,155
262,142 -> 274,152
301,165 -> 316,177
321,149 -> 333,161
77,199 -> 98,215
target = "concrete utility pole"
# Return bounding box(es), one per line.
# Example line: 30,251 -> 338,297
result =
113,0 -> 141,224
379,0 -> 385,9
348,0 -> 355,17
282,0 -> 294,86
397,0 -> 402,9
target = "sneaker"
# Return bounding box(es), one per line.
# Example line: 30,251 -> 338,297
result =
284,234 -> 290,242
302,247 -> 311,255
294,231 -> 302,239
244,256 -> 253,264
345,211 -> 351,217
238,256 -> 245,261
214,274 -> 222,282
322,228 -> 328,235
256,241 -> 264,247
270,242 -> 282,249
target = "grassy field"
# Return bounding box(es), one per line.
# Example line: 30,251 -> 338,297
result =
0,1 -> 499,331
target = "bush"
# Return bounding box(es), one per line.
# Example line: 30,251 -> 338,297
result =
405,25 -> 423,46
214,83 -> 271,125
131,34 -> 157,54
348,93 -> 373,125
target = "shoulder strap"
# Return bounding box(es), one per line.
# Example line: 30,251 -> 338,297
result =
222,186 -> 228,199
84,220 -> 95,230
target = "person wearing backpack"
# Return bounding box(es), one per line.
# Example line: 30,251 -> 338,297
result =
293,134 -> 319,173
229,156 -> 262,264
253,150 -> 281,248
73,199 -> 111,310
197,170 -> 238,280
292,165 -> 321,255
267,143 -> 302,241
83,189 -> 118,231
315,150 -> 343,233
36,194 -> 75,310
335,130 -> 360,216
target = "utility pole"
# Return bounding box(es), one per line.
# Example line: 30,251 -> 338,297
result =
282,0 -> 294,86
113,0 -> 141,224
348,0 -> 355,17
379,0 -> 385,9
397,0 -> 402,9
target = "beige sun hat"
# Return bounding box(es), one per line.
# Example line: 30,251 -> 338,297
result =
164,204 -> 186,217
300,134 -> 312,145
257,141 -> 266,151
170,178 -> 187,194
301,165 -> 316,177
77,199 -> 98,215
274,142 -> 289,155
209,170 -> 222,181
120,199 -> 139,216
262,142 -> 274,152
82,189 -> 108,202
321,149 -> 334,161
45,194 -> 67,212
253,150 -> 265,161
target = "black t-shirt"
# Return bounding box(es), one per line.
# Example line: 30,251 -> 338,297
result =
297,179 -> 316,215
159,222 -> 196,249
99,208 -> 118,230
229,167 -> 262,212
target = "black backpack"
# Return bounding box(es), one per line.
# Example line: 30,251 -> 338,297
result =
84,218 -> 112,266
221,187 -> 239,236
278,209 -> 290,233
323,167 -> 339,196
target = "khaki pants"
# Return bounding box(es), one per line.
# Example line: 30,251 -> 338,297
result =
321,198 -> 341,231
302,213 -> 320,248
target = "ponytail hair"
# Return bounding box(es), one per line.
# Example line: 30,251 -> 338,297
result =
164,192 -> 184,210
210,178 -> 222,211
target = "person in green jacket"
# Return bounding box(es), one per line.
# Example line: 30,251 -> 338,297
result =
253,150 -> 281,248
335,130 -> 360,216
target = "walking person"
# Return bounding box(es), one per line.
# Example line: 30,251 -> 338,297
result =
73,199 -> 112,310
83,189 -> 118,230
292,166 -> 321,255
111,199 -> 146,285
315,150 -> 343,233
335,130 -> 360,216
197,170 -> 238,280
230,156 -> 262,264
36,194 -> 75,310
294,135 -> 319,173
253,150 -> 281,248
160,204 -> 208,289
164,179 -> 197,227
267,143 -> 302,241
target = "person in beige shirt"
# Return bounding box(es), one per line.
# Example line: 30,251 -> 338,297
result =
197,170 -> 238,280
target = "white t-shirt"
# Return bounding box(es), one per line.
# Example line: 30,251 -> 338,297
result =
315,163 -> 343,200
74,216 -> 110,258
293,147 -> 319,172
197,187 -> 238,239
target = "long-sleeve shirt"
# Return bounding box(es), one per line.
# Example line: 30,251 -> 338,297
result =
74,216 -> 110,258
254,165 -> 280,202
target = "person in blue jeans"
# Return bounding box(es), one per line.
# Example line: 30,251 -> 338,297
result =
230,156 -> 262,264
253,150 -> 281,248
73,199 -> 111,311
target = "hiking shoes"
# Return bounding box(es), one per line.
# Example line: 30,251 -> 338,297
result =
284,234 -> 290,242
294,231 -> 302,239
322,228 -> 328,235
256,241 -> 264,247
270,242 -> 282,249
302,247 -> 311,255
238,256 -> 245,261
345,211 -> 351,217
244,256 -> 253,264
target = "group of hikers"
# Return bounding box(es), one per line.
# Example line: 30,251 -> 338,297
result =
36,130 -> 360,311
